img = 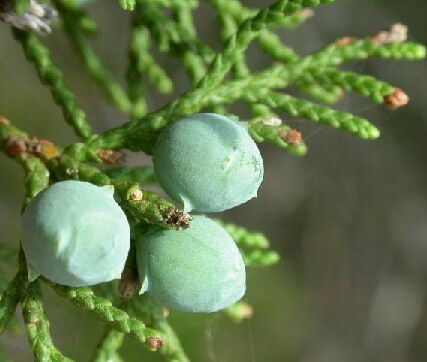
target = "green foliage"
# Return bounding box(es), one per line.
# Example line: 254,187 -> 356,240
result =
0,0 -> 425,360
12,0 -> 30,16
106,166 -> 158,185
12,29 -> 92,139
0,267 -> 25,334
118,0 -> 136,11
224,300 -> 254,323
0,245 -> 18,264
131,297 -> 190,361
92,328 -> 125,362
22,280 -> 72,361
217,219 -> 271,249
48,282 -> 163,349
246,90 -> 381,139
217,220 -> 280,267
54,0 -> 133,112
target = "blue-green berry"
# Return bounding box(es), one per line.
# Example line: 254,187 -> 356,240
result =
153,113 -> 264,212
21,180 -> 130,287
137,215 -> 246,313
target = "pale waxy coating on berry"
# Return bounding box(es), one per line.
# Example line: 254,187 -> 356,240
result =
137,215 -> 246,313
153,113 -> 264,212
21,180 -> 130,287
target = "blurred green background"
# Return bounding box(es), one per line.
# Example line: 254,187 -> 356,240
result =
1,0 -> 427,361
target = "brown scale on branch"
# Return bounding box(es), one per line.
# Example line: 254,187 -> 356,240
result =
0,117 -> 60,161
96,149 -> 125,165
146,337 -> 165,350
371,23 -> 407,45
4,135 -> 60,161
335,23 -> 407,48
335,36 -> 355,47
278,129 -> 302,147
114,183 -> 191,230
162,207 -> 191,230
384,88 -> 409,109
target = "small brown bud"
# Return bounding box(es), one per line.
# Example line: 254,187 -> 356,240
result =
0,116 -> 10,126
5,137 -> 26,157
36,139 -> 60,160
145,337 -> 165,350
130,189 -> 143,201
278,129 -> 302,147
371,23 -> 408,45
388,23 -> 408,43
298,9 -> 314,21
384,88 -> 409,109
97,150 -> 122,165
336,87 -> 345,99
335,37 -> 355,47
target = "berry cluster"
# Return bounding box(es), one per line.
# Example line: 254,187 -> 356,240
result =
22,113 -> 263,313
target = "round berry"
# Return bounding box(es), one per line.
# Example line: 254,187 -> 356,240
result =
21,180 -> 130,287
153,113 -> 264,212
137,215 -> 246,313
